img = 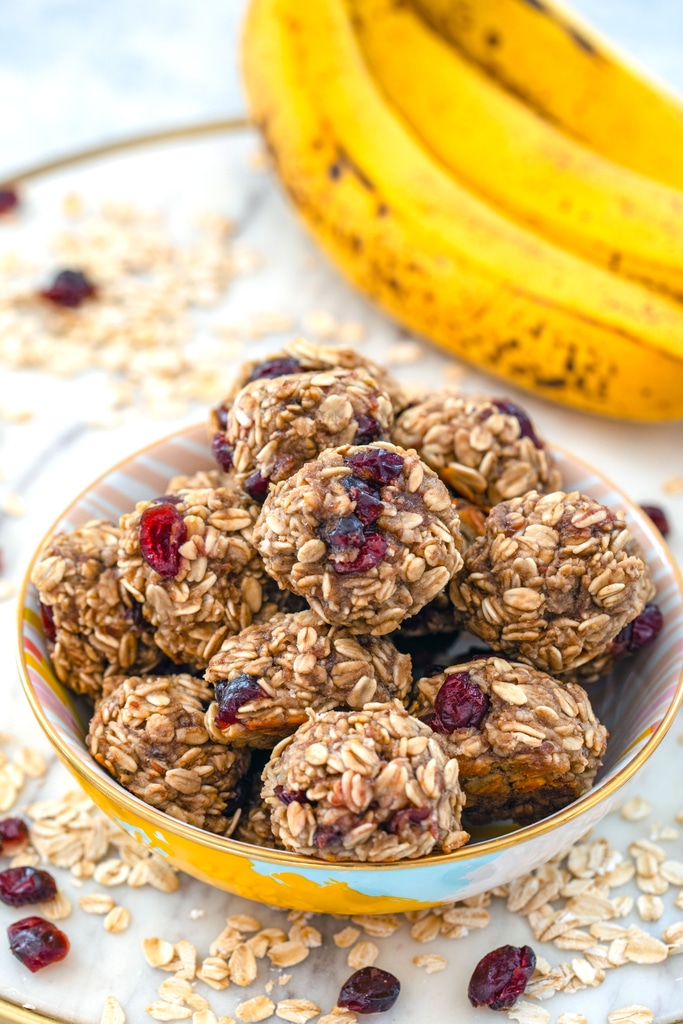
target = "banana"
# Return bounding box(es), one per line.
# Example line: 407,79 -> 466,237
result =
242,0 -> 683,421
410,0 -> 683,191
348,0 -> 683,299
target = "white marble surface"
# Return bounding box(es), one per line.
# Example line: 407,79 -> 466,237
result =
1,3 -> 683,1022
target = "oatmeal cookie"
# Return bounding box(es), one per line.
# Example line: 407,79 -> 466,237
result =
87,674 -> 251,835
208,339 -> 405,435
218,367 -> 394,500
233,760 -> 282,849
450,490 -> 655,674
166,468 -> 231,493
254,443 -> 464,635
118,485 -> 283,668
30,520 -> 160,699
560,603 -> 664,684
262,702 -> 469,862
204,610 -> 411,748
410,657 -> 607,824
393,393 -> 561,507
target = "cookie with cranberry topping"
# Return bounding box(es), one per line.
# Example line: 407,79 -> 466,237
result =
393,392 -> 561,507
218,367 -> 394,500
262,702 -> 469,862
204,610 -> 411,748
87,674 -> 250,835
451,490 -> 655,675
253,443 -> 464,635
411,657 -> 607,824
118,485 -> 283,668
30,520 -> 160,699
208,339 -> 405,437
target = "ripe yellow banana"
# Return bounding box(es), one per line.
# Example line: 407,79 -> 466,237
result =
348,0 -> 683,299
410,0 -> 683,191
242,0 -> 683,421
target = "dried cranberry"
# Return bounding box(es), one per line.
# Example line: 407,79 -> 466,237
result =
613,604 -> 664,660
345,448 -> 404,485
0,187 -> 19,216
325,514 -> 366,551
354,415 -> 382,445
331,532 -> 387,575
386,805 -> 431,834
468,944 -> 536,1010
0,866 -> 57,907
0,817 -> 29,856
641,504 -> 670,537
338,967 -> 401,1014
7,916 -> 70,972
139,502 -> 187,577
211,432 -> 234,471
244,470 -> 270,502
343,475 -> 384,525
214,674 -> 264,727
40,269 -> 96,308
491,399 -> 542,449
313,823 -> 344,848
39,601 -> 56,642
248,357 -> 302,382
431,671 -> 489,733
274,785 -> 309,805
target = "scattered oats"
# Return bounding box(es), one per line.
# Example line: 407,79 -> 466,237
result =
333,927 -> 360,949
413,954 -> 447,974
235,996 -> 275,1023
210,926 -> 243,958
0,580 -> 17,601
101,996 -> 126,1024
288,922 -> 322,948
410,914 -> 442,943
189,909 -> 206,920
275,999 -> 321,1023
13,747 -> 46,777
607,1008 -> 654,1024
146,1002 -> 192,1021
227,914 -> 262,933
604,861 -> 635,888
62,192 -> 84,217
611,895 -> 634,917
79,893 -> 116,915
192,1014 -> 218,1024
662,921 -> 683,951
621,797 -> 651,822
302,311 -> 338,339
350,915 -> 401,938
662,477 -> 683,495
636,894 -> 664,922
143,938 -> 176,968
145,858 -> 179,893
158,977 -> 194,1004
318,1013 -> 358,1024
507,1002 -> 550,1024
38,890 -> 72,921
174,940 -> 197,981
229,944 -> 258,987
196,957 -> 231,989
661,860 -> 683,885
557,1016 -> 587,1024
94,858 -> 130,886
346,941 -> 378,970
104,905 -> 131,933
0,405 -> 35,423
0,492 -> 25,517
337,322 -> 366,344
383,341 -> 423,365
623,927 -> 668,964
278,976 -> 291,987
267,942 -> 310,968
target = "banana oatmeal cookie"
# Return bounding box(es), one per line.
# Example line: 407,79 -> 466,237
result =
450,490 -> 655,674
262,702 -> 469,862
410,657 -> 607,824
30,520 -> 160,699
208,338 -> 405,435
217,367 -> 394,500
393,393 -> 561,507
204,610 -> 411,748
87,674 -> 251,835
118,485 -> 283,668
253,443 -> 464,635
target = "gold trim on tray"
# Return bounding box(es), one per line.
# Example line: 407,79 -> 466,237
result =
16,425 -> 683,875
0,998 -> 72,1024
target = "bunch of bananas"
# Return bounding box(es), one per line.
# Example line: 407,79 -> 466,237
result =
242,0 -> 683,420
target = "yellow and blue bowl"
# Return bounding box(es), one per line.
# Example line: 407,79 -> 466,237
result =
16,424 -> 683,914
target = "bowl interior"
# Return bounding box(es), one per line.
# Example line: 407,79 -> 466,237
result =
19,425 -> 683,849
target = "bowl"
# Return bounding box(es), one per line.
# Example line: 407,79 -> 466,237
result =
16,423 -> 683,914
